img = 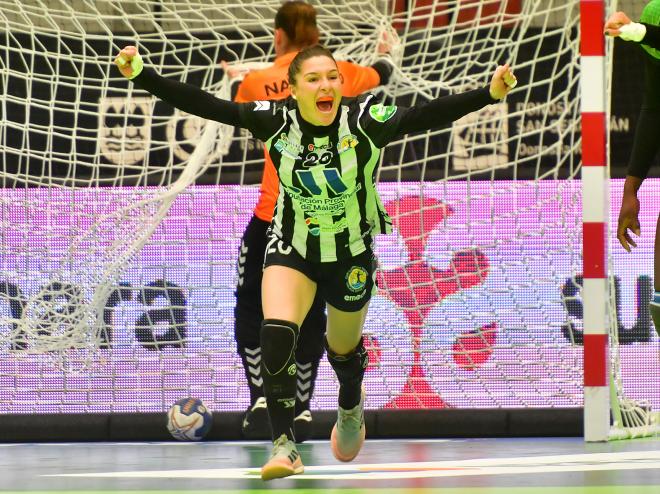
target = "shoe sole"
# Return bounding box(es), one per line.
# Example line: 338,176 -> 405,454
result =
330,423 -> 366,462
261,458 -> 304,481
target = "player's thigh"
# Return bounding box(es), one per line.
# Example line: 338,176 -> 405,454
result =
318,249 -> 377,353
299,292 -> 327,336
297,295 -> 327,361
262,236 -> 318,326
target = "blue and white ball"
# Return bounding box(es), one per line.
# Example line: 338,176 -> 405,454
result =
166,397 -> 213,441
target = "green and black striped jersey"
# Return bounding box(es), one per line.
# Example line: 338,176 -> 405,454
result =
133,67 -> 496,263
239,94 -> 400,262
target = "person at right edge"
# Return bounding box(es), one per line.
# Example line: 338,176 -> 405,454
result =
605,1 -> 660,336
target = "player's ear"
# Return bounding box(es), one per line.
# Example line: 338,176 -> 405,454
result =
274,28 -> 282,47
290,84 -> 297,100
339,72 -> 344,84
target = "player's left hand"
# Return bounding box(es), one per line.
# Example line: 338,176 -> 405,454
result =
604,11 -> 632,37
490,64 -> 517,100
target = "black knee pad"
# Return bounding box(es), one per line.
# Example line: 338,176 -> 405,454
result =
325,336 -> 369,384
260,319 -> 299,376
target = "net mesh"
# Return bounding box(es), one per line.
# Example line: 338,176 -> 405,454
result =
0,0 -> 657,438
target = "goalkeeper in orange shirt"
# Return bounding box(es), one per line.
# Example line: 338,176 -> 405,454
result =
605,1 -> 660,336
225,1 -> 396,441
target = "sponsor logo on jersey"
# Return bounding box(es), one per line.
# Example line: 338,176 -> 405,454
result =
305,217 -> 321,236
273,133 -> 304,159
308,142 -> 333,152
368,103 -> 397,123
337,134 -> 359,154
305,216 -> 349,236
346,266 -> 368,292
344,291 -> 367,302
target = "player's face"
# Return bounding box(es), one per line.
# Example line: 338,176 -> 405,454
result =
291,56 -> 342,126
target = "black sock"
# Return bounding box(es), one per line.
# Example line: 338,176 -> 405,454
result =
261,319 -> 299,441
325,337 -> 368,410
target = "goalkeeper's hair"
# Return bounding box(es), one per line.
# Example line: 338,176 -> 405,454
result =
288,44 -> 337,85
275,1 -> 320,49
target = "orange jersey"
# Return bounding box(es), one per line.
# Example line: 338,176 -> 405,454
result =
233,51 -> 381,222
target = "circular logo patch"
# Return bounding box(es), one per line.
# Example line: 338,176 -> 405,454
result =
345,266 -> 368,292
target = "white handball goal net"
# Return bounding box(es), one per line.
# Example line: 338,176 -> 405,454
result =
0,0 -> 657,439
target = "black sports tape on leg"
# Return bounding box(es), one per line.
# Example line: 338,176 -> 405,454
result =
325,336 -> 368,409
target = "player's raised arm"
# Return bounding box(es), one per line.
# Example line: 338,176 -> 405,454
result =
114,45 -> 243,128
363,64 -> 517,147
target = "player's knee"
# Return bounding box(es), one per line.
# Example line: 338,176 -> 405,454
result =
325,336 -> 368,382
260,319 -> 299,375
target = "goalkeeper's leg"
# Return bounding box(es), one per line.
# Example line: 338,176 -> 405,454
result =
234,215 -> 271,439
651,213 -> 660,337
294,294 -> 327,442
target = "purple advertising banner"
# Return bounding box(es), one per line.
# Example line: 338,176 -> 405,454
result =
0,180 -> 658,413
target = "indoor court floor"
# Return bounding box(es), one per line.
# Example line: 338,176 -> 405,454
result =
0,437 -> 659,493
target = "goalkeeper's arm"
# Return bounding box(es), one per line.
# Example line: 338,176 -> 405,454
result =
604,11 -> 660,49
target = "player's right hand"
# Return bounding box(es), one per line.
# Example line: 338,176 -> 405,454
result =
489,64 -> 517,100
617,193 -> 641,252
604,11 -> 632,37
114,45 -> 140,78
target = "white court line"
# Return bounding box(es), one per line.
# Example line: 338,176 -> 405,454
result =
44,450 -> 660,481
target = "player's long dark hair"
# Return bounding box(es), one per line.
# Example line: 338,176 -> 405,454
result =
275,1 -> 319,49
288,44 -> 337,85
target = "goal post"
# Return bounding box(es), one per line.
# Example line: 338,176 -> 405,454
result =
0,0 -> 658,441
580,0 -> 610,443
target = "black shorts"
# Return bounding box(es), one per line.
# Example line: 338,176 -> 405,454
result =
234,215 -> 326,346
263,235 -> 377,312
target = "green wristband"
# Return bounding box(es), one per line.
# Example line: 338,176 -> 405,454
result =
117,53 -> 144,80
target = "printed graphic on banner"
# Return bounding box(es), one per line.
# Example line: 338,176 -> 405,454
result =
166,109 -> 225,163
452,102 -> 508,171
0,181 -> 657,413
98,97 -> 152,166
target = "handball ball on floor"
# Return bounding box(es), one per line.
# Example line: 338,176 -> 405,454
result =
166,397 -> 213,441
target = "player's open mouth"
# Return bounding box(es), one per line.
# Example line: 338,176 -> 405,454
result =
316,97 -> 334,112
